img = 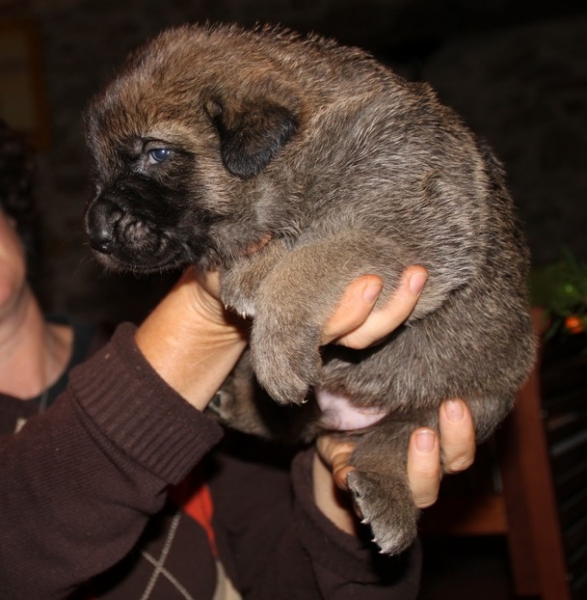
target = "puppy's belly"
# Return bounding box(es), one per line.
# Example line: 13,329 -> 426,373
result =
315,387 -> 389,431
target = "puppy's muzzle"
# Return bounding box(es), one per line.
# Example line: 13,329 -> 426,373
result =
85,193 -> 167,268
87,195 -> 154,250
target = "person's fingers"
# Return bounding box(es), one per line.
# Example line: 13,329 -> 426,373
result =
407,428 -> 442,509
331,453 -> 355,491
439,399 -> 476,474
320,275 -> 384,345
316,435 -> 356,491
318,400 -> 474,514
322,266 -> 428,347
407,400 -> 475,508
336,266 -> 427,348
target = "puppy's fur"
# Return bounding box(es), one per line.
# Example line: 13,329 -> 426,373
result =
84,23 -> 536,554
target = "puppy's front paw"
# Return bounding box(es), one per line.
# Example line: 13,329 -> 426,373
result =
220,269 -> 258,319
251,338 -> 320,405
347,470 -> 419,555
220,241 -> 287,319
253,353 -> 315,405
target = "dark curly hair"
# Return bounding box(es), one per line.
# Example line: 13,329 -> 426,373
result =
0,119 -> 41,264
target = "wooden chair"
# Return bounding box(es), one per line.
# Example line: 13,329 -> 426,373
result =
420,310 -> 587,599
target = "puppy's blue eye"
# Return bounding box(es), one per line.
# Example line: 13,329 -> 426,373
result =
148,148 -> 171,164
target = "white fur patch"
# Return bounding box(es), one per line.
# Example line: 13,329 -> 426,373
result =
315,387 -> 388,431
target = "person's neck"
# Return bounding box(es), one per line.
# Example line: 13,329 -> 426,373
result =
0,286 -> 73,400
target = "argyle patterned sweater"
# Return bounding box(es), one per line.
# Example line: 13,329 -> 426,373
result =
0,324 -> 421,599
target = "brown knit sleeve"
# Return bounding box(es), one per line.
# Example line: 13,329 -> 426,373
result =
0,323 -> 223,600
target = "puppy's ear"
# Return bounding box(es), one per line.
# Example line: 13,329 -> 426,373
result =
205,97 -> 298,179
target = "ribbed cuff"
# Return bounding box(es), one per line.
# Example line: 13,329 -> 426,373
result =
69,323 -> 224,484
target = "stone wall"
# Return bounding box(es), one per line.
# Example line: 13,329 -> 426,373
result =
2,0 -> 586,324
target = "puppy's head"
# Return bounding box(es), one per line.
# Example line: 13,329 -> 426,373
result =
84,24 -> 301,273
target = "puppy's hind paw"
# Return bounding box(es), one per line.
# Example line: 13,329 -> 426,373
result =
347,471 -> 419,555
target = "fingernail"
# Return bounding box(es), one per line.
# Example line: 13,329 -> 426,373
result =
363,282 -> 383,304
409,272 -> 428,295
415,429 -> 436,453
445,399 -> 465,422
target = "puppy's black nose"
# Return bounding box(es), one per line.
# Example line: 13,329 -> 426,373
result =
88,227 -> 115,254
86,196 -> 122,254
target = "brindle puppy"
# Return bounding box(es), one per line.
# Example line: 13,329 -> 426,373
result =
84,23 -> 536,554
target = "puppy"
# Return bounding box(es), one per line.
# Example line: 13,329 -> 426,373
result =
84,23 -> 536,554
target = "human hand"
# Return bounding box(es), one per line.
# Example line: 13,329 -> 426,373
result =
167,262 -> 427,403
320,266 -> 428,347
135,267 -> 247,411
136,263 -> 427,413
185,260 -> 428,344
314,271 -> 474,532
314,399 -> 476,534
316,265 -> 474,503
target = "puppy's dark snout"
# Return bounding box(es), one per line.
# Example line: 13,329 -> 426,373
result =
86,198 -> 123,255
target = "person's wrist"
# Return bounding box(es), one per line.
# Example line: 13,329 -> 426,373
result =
179,275 -> 245,340
135,270 -> 247,411
312,450 -> 359,536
